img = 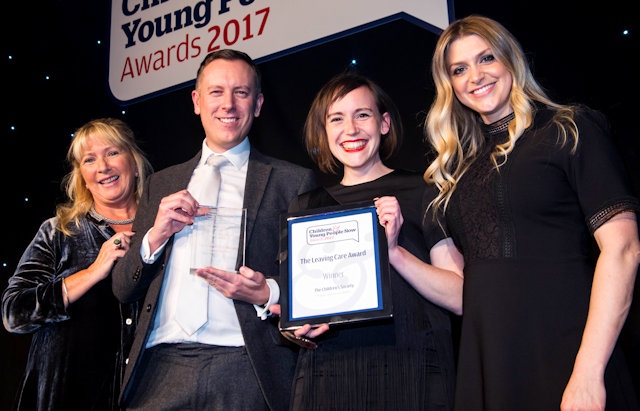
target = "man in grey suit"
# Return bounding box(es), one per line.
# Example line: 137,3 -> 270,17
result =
112,49 -> 317,410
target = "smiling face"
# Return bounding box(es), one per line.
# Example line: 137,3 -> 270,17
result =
192,58 -> 264,153
325,85 -> 390,182
79,134 -> 137,209
447,34 -> 513,124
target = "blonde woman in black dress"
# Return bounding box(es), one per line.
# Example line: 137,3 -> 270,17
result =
424,15 -> 640,411
2,118 -> 153,410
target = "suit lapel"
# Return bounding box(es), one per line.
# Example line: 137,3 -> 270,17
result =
243,150 -> 271,246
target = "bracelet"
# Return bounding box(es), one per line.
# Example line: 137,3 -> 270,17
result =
61,278 -> 70,307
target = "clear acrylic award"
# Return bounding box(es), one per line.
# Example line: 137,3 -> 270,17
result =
190,207 -> 247,273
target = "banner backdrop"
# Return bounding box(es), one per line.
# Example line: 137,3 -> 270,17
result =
109,0 -> 450,104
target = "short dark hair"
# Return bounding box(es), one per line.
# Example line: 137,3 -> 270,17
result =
304,72 -> 402,174
195,49 -> 262,93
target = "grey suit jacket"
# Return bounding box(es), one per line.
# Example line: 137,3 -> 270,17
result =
112,147 -> 317,410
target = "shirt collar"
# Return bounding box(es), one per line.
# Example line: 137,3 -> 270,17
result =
199,137 -> 250,169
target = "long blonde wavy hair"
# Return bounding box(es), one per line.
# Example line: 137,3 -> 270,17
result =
423,15 -> 578,213
55,118 -> 153,236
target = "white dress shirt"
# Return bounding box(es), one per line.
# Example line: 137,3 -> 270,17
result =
142,138 -> 278,348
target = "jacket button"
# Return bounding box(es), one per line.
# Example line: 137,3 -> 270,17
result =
125,318 -> 133,325
146,304 -> 152,312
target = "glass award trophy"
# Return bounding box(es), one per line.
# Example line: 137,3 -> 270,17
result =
190,207 -> 247,273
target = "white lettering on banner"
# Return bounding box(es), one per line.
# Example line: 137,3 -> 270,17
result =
109,0 -> 450,104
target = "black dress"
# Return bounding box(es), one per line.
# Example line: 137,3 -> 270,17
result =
288,170 -> 457,411
449,108 -> 640,410
2,216 -> 137,411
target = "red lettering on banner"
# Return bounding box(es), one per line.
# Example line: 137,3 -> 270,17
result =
120,33 -> 201,81
206,7 -> 269,52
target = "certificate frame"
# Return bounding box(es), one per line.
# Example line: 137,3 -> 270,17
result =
278,201 -> 392,331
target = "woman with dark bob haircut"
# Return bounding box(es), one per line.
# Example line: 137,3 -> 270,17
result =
272,72 -> 464,410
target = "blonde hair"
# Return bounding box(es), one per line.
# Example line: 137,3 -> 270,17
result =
55,118 -> 153,235
424,15 -> 578,213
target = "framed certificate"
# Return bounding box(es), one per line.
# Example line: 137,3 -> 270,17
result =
278,202 -> 392,331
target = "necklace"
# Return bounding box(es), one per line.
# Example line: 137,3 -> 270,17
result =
89,205 -> 135,225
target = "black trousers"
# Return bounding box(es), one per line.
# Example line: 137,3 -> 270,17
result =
126,343 -> 269,411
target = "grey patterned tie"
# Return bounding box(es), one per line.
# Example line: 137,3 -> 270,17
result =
175,154 -> 228,335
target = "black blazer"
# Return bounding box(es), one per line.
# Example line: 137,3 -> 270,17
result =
112,147 -> 317,410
